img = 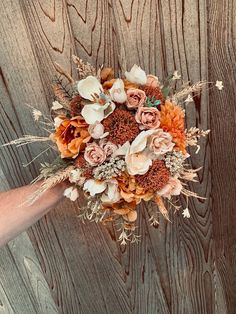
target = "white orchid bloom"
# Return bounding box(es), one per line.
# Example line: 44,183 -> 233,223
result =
109,79 -> 127,103
125,64 -> 147,85
81,102 -> 115,124
77,76 -> 103,101
101,179 -> 120,203
112,141 -> 130,157
64,186 -> 79,201
83,179 -> 107,196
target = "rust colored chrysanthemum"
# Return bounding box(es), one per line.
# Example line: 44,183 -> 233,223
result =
102,108 -> 140,145
160,101 -> 186,154
135,160 -> 170,191
74,154 -> 87,168
142,85 -> 164,105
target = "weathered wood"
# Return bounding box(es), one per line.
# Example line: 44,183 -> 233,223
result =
0,0 -> 235,313
208,0 -> 236,312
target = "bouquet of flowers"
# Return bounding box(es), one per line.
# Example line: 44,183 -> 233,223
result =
4,56 -> 222,244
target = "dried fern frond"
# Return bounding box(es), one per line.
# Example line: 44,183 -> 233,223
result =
52,82 -> 72,108
2,135 -> 51,147
54,62 -> 74,83
172,81 -> 208,102
185,127 -> 210,147
72,55 -> 96,79
26,165 -> 74,205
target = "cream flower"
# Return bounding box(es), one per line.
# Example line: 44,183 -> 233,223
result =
77,76 -> 103,101
88,121 -> 109,139
81,102 -> 115,124
125,64 -> 147,85
125,150 -> 152,175
129,130 -> 156,154
64,186 -> 79,201
69,169 -> 86,186
182,208 -> 190,218
83,178 -> 120,203
157,177 -> 182,199
101,179 -> 121,203
148,129 -> 175,155
109,79 -> 127,103
83,179 -> 106,196
54,116 -> 64,128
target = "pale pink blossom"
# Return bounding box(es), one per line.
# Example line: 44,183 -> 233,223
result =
84,142 -> 106,166
126,88 -> 146,109
135,106 -> 161,129
157,177 -> 182,199
99,139 -> 118,156
148,129 -> 175,155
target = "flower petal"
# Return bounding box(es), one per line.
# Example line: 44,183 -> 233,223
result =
77,76 -> 103,101
83,179 -> 106,196
125,64 -> 147,85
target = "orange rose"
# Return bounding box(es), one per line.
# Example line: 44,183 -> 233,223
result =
53,116 -> 90,158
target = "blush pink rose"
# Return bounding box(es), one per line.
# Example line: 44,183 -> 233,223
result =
126,88 -> 146,109
157,177 -> 182,199
99,139 -> 118,156
149,129 -> 175,155
84,142 -> 106,166
135,106 -> 161,129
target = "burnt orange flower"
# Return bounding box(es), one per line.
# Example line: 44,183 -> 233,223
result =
102,108 -> 140,145
103,200 -> 138,222
135,160 -> 170,192
103,79 -> 138,91
53,116 -> 90,158
160,101 -> 186,154
117,172 -> 154,204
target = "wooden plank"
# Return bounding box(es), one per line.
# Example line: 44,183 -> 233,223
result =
208,0 -> 236,312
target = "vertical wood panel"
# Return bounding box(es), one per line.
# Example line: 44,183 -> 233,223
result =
208,0 -> 236,312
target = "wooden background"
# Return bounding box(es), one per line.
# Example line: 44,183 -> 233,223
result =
0,0 -> 235,313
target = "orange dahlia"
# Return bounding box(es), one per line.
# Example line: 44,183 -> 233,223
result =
117,172 -> 154,204
53,116 -> 90,158
160,101 -> 186,154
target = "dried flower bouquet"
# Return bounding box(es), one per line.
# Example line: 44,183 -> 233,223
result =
4,57 -> 223,244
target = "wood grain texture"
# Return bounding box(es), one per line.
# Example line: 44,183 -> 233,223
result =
0,0 -> 235,313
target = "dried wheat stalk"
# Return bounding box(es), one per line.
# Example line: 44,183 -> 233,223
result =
25,165 -> 74,205
172,81 -> 208,102
72,55 -> 96,78
2,135 -> 51,147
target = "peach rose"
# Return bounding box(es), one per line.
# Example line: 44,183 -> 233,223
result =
126,88 -> 146,109
135,106 -> 161,129
157,177 -> 182,199
149,129 -> 175,155
146,74 -> 160,88
53,116 -> 90,158
84,143 -> 107,166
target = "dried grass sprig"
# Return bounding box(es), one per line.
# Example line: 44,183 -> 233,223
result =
185,127 -> 210,147
52,82 -> 72,108
2,135 -> 51,147
72,55 -> 96,79
25,165 -> 74,205
172,81 -> 208,102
